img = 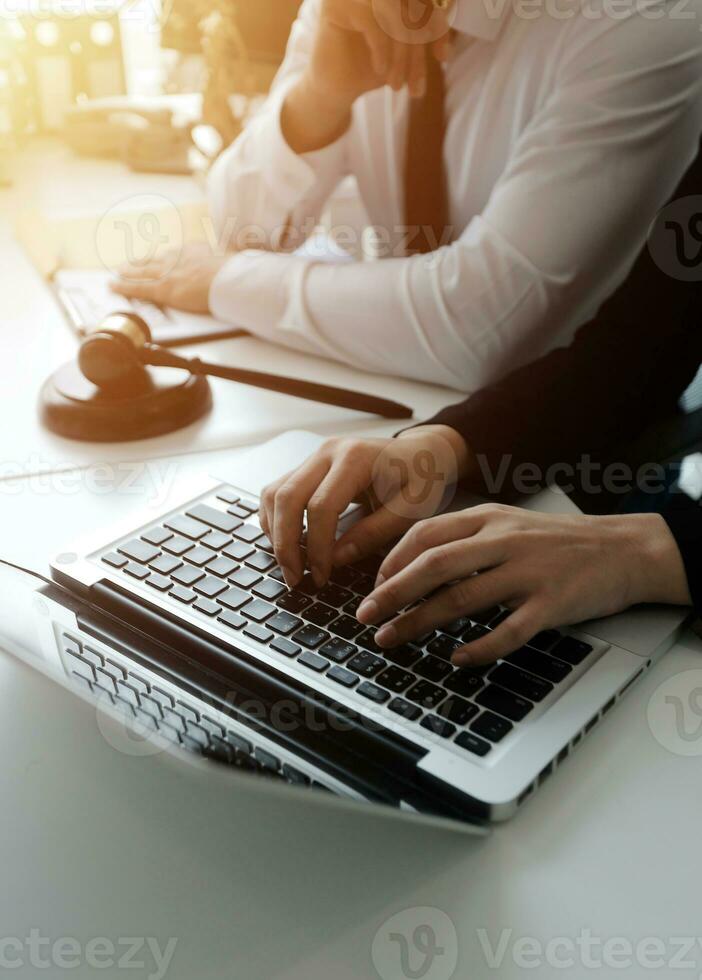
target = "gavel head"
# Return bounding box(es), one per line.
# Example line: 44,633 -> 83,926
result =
78,313 -> 153,397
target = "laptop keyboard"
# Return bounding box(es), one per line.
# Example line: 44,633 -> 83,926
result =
99,487 -> 598,761
60,632 -> 334,793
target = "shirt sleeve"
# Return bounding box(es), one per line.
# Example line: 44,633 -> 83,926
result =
209,7 -> 702,389
661,495 -> 702,617
206,0 -> 349,255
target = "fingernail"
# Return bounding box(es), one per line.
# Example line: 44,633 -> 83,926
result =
281,566 -> 298,588
334,543 -> 359,567
311,565 -> 326,588
375,624 -> 398,648
357,598 -> 380,624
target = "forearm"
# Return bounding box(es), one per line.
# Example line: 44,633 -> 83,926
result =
282,74 -> 352,155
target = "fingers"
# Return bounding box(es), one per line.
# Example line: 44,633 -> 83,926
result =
407,43 -> 427,98
388,40 -> 409,91
110,278 -> 163,303
263,457 -> 331,586
305,460 -> 369,586
373,569 -> 515,649
361,17 -> 391,76
116,259 -> 165,282
332,495 -> 415,567
451,605 -> 541,667
377,510 -> 485,584
358,537 -> 502,626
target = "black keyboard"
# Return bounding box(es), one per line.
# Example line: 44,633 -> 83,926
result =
60,631 -> 328,791
99,487 -> 597,761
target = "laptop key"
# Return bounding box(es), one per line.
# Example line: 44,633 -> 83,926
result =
270,637 -> 301,658
455,731 -> 492,757
141,527 -> 173,547
256,535 -> 274,553
184,545 -> 218,567
475,684 -> 533,722
139,571 -> 170,593
507,647 -> 573,684
223,541 -> 255,562
406,680 -> 445,710
119,539 -> 160,564
330,566 -> 361,589
328,666 -> 359,689
277,591 -> 313,615
186,503 -> 240,534
305,603 -> 339,629
206,556 -> 239,578
426,635 -> 462,661
242,599 -> 276,623
252,579 -> 287,602
414,655 -> 454,683
293,625 -> 330,649
347,651 -> 385,678
443,617 -> 472,638
216,487 -> 240,505
170,585 -> 197,605
244,623 -> 275,644
246,551 -> 277,573
388,698 -> 422,722
193,597 -> 221,617
353,574 -> 375,597
551,636 -> 593,665
471,711 -> 513,743
298,651 -> 329,673
150,554 -> 182,576
219,587 -> 250,611
528,629 -> 561,652
102,552 -> 127,569
317,584 -> 353,608
489,664 -> 554,703
218,610 -> 246,631
376,665 -> 414,693
382,645 -> 423,669
471,607 -> 501,627
421,714 -> 456,739
230,567 -> 262,589
438,696 -> 479,726
356,629 -> 383,655
319,638 -> 357,664
162,535 -> 192,557
202,531 -> 232,551
194,576 -> 228,599
233,524 -> 264,544
267,611 -> 302,635
172,564 -> 205,587
443,668 -> 485,698
329,615 -> 365,640
124,562 -> 150,581
164,515 -> 210,540
358,682 -> 390,705
344,595 -> 363,617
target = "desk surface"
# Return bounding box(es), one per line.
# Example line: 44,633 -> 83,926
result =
1,140 -> 456,478
1,142 -> 701,980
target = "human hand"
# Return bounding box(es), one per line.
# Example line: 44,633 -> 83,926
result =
283,0 -> 454,152
356,508 -> 691,666
259,425 -> 470,588
111,243 -> 228,314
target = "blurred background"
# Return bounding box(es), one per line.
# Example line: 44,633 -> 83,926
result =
0,0 -> 303,183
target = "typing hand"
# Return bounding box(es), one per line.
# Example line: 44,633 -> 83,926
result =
356,509 -> 691,666
259,426 -> 470,589
111,243 -> 228,315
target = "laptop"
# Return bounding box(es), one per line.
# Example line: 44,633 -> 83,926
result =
47,431 -> 689,823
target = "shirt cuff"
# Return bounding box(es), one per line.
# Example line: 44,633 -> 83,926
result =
209,249 -> 301,344
660,494 -> 702,617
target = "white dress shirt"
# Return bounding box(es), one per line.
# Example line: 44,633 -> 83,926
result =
208,0 -> 702,391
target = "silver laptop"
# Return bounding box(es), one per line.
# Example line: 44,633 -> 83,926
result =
49,431 -> 690,822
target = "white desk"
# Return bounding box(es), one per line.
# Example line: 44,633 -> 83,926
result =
1,143 -> 701,980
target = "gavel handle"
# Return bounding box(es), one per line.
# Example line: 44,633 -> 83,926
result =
143,347 -> 414,421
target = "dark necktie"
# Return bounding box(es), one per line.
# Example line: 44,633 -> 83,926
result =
404,52 -> 450,256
